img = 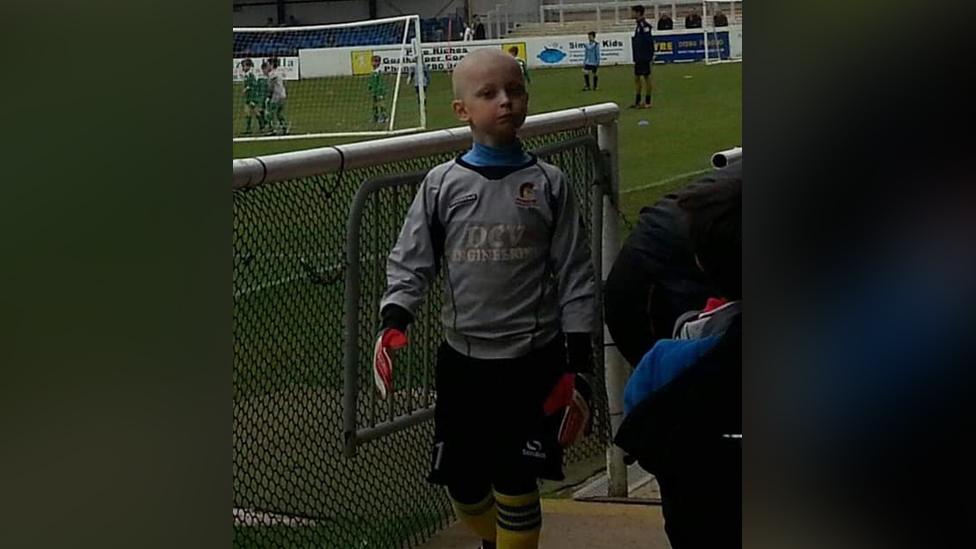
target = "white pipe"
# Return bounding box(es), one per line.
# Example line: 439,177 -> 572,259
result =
415,17 -> 426,130
386,20 -> 412,132
702,0 -> 709,61
711,146 -> 742,168
597,119 -> 629,498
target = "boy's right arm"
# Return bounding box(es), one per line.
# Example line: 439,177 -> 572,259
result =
374,176 -> 441,399
379,176 -> 440,329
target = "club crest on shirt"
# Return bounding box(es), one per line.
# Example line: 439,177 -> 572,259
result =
515,182 -> 537,207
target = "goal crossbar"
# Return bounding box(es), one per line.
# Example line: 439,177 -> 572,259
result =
233,15 -> 420,33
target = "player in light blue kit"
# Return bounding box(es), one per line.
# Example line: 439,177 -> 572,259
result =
582,31 -> 601,91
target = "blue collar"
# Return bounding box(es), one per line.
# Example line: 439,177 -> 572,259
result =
461,140 -> 532,167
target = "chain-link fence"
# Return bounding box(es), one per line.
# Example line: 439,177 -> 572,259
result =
233,104 -> 621,548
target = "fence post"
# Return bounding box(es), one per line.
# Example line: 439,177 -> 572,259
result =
597,119 -> 628,498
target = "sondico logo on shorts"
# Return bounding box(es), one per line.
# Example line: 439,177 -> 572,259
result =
522,439 -> 546,459
515,182 -> 537,207
449,223 -> 536,263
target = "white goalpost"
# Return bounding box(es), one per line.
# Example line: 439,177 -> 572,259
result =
703,0 -> 743,65
233,15 -> 426,142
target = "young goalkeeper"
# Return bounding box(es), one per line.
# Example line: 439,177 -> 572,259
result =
367,55 -> 388,124
374,48 -> 596,549
239,58 -> 267,134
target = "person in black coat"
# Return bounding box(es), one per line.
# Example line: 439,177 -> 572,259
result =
713,10 -> 729,27
603,164 -> 742,368
657,13 -> 674,30
474,15 -> 486,40
614,165 -> 741,549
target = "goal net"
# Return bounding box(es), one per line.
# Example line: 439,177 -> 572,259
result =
703,1 -> 743,64
233,15 -> 426,142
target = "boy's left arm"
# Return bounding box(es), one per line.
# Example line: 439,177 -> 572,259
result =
545,171 -> 598,446
549,170 -> 596,345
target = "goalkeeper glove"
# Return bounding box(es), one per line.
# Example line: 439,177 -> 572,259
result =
372,304 -> 413,400
373,328 -> 407,400
543,373 -> 593,448
543,333 -> 595,447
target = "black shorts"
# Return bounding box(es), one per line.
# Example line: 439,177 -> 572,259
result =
634,60 -> 652,76
427,337 -> 568,486
583,64 -> 598,73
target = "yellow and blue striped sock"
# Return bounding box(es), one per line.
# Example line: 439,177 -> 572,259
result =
494,489 -> 541,549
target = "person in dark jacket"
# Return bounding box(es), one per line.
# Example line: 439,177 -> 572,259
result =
657,12 -> 674,30
630,5 -> 655,108
614,164 -> 741,549
474,15 -> 486,40
713,10 -> 729,27
685,8 -> 702,29
603,164 -> 743,368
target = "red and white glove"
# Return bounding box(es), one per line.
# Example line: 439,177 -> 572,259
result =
543,373 -> 592,448
372,328 -> 408,400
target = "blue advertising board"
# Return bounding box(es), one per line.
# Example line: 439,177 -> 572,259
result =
653,30 -> 731,63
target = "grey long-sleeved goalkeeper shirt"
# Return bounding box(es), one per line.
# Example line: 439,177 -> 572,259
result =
380,155 -> 596,359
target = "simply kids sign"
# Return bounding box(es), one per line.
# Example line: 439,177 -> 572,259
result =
533,35 -> 630,67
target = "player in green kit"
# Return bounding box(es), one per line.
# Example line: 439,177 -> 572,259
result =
239,58 -> 267,135
367,55 -> 388,124
254,63 -> 269,126
508,46 -> 530,84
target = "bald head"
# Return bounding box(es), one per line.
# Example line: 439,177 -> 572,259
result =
452,48 -> 523,99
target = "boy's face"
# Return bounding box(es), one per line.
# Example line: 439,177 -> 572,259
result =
588,34 -> 595,42
372,57 -> 381,69
632,9 -> 642,20
452,55 -> 527,143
